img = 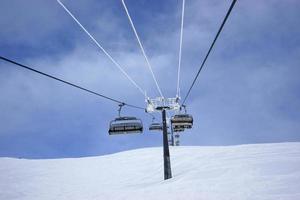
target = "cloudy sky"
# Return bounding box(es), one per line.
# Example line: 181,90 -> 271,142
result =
0,0 -> 299,158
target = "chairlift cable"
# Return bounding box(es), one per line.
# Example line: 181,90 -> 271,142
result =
176,0 -> 185,98
57,0 -> 146,97
182,0 -> 238,105
121,0 -> 164,98
0,56 -> 144,110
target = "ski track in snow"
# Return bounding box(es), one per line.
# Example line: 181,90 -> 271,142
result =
1,142 -> 300,200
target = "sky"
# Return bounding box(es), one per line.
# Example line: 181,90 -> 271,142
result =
0,0 -> 299,158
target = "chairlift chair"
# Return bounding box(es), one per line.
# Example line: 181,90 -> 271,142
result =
171,105 -> 193,130
109,116 -> 143,135
108,104 -> 143,135
171,114 -> 193,129
148,114 -> 166,131
149,122 -> 163,131
149,122 -> 169,131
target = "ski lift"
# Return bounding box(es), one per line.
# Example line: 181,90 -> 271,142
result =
148,115 -> 163,131
149,122 -> 163,131
148,115 -> 169,131
171,105 -> 193,130
109,103 -> 143,135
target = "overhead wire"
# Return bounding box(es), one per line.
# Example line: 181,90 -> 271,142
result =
0,56 -> 144,110
121,0 -> 164,98
176,0 -> 185,98
2,1 -> 238,113
182,0 -> 238,105
56,0 -> 146,97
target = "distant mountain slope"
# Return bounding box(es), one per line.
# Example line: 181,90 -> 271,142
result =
1,143 -> 300,200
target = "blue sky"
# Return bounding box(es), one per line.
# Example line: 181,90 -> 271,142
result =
0,0 -> 300,158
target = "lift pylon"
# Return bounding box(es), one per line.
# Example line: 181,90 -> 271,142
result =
156,106 -> 172,180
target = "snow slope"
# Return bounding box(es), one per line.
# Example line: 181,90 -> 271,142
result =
0,143 -> 300,200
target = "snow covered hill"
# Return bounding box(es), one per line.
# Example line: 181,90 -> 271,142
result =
1,143 -> 300,200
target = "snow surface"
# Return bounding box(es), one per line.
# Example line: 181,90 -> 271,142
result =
1,143 -> 300,200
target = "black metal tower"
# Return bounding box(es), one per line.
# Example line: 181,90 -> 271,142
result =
158,107 -> 172,180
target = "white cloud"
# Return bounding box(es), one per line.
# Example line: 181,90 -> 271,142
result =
1,0 -> 300,157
